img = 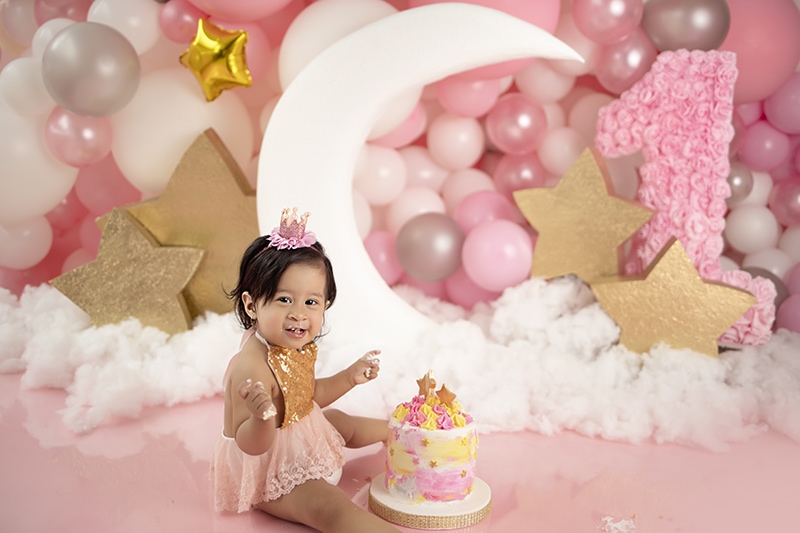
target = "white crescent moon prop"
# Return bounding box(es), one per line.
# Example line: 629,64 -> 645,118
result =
258,4 -> 582,355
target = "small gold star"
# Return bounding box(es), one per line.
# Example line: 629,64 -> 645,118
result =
125,129 -> 259,319
590,237 -> 756,357
513,148 -> 654,283
179,18 -> 253,101
429,460 -> 438,468
461,437 -> 468,447
461,470 -> 467,478
389,446 -> 395,456
50,209 -> 204,335
421,438 -> 430,447
436,384 -> 457,408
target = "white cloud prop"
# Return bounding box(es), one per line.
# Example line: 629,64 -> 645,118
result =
2,279 -> 799,452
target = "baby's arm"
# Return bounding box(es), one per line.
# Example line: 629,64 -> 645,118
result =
314,350 -> 381,408
230,356 -> 279,456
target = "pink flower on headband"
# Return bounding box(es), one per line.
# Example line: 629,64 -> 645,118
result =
268,208 -> 317,249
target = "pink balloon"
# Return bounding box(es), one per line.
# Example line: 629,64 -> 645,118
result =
485,92 -> 547,155
452,189 -> 520,234
595,27 -> 658,94
34,0 -> 92,25
775,293 -> 800,333
187,0 -> 292,22
159,0 -> 207,43
257,0 -> 306,46
492,152 -> 548,201
444,267 -> 501,309
371,102 -> 426,148
768,176 -> 800,227
0,266 -> 29,296
461,219 -> 533,292
209,18 -> 271,82
78,213 -> 102,255
719,0 -> 800,105
363,230 -> 404,285
735,101 -> 763,126
786,263 -> 800,294
408,0 -> 561,80
572,0 -> 644,45
434,76 -> 501,118
42,223 -> 82,277
62,247 -> 93,273
44,106 -> 113,167
764,73 -> 800,135
45,187 -> 88,231
397,272 -> 447,300
738,120 -> 791,172
74,154 -> 141,215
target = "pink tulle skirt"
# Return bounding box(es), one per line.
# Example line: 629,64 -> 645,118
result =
211,403 -> 346,512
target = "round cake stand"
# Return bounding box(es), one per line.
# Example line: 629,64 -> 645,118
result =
368,473 -> 492,530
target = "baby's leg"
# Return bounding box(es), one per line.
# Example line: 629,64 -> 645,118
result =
324,409 -> 388,448
257,478 -> 400,533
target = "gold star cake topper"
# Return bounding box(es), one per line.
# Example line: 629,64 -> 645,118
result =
590,237 -> 756,357
513,148 -> 654,283
125,129 -> 259,320
417,370 -> 437,398
180,18 -> 253,101
50,209 -> 204,335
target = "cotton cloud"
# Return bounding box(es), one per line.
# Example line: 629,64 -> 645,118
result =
1,279 -> 798,452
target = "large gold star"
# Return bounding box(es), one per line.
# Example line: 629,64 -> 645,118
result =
50,209 -> 204,335
180,18 -> 253,102
125,129 -> 259,319
513,148 -> 654,283
590,237 -> 756,357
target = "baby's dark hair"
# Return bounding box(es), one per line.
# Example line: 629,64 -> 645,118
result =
227,235 -> 337,330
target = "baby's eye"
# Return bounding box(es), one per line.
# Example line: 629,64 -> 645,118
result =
276,296 -> 291,303
305,299 -> 319,306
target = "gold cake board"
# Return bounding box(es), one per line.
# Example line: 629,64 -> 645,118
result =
368,473 -> 492,530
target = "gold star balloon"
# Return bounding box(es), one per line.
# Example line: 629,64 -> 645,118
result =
50,209 -> 204,335
513,148 -> 654,283
180,18 -> 252,102
590,237 -> 756,357
125,129 -> 259,320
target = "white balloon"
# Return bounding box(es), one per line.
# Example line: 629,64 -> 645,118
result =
724,205 -> 782,255
569,91 -> 615,143
0,216 -> 53,270
87,0 -> 161,55
31,18 -> 74,59
0,100 -> 78,226
110,68 -> 254,196
352,144 -> 407,206
0,57 -> 56,117
778,225 -> 800,263
538,126 -> 588,176
743,248 -> 794,281
258,3 -> 582,354
515,59 -> 575,104
549,12 -> 598,76
386,187 -> 446,235
441,168 -> 494,213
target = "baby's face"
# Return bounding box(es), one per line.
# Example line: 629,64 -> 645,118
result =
255,263 -> 327,350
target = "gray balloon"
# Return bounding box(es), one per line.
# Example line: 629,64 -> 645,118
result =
396,212 -> 465,282
726,159 -> 754,206
642,0 -> 731,52
41,22 -> 140,117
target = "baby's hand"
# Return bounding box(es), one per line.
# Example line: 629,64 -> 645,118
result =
238,379 -> 277,421
351,350 -> 381,385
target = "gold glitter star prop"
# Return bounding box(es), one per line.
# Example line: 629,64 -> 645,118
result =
416,370 -> 436,398
125,129 -> 259,320
180,18 -> 253,102
50,209 -> 204,335
590,237 -> 756,357
513,148 -> 654,283
436,384 -> 457,408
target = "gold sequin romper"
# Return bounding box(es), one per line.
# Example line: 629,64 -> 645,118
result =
211,328 -> 346,513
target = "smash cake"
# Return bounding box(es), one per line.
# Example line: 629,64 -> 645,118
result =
368,371 -> 492,529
